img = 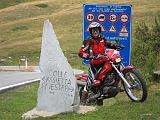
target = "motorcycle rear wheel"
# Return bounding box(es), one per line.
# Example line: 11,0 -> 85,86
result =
123,69 -> 148,102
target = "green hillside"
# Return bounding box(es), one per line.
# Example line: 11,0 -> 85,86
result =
0,0 -> 159,69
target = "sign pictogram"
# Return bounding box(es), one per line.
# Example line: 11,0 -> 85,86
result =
108,25 -> 117,32
108,13 -> 118,23
120,25 -> 128,36
120,14 -> 129,23
97,13 -> 106,22
86,13 -> 94,22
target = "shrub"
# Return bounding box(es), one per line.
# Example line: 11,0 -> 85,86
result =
132,15 -> 160,82
12,25 -> 28,31
35,4 -> 48,8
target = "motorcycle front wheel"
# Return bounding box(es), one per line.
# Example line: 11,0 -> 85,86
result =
123,69 -> 148,102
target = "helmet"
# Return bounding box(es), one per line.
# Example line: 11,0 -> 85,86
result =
88,22 -> 101,34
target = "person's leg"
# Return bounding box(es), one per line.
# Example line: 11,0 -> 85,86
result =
80,62 -> 112,104
93,61 -> 112,86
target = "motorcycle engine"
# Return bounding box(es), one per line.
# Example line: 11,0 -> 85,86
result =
104,73 -> 117,86
103,86 -> 120,98
102,73 -> 120,98
103,86 -> 110,95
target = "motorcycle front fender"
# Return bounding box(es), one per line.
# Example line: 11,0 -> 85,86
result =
122,65 -> 135,73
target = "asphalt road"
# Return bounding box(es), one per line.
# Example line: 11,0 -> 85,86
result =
0,72 -> 41,88
0,69 -> 84,91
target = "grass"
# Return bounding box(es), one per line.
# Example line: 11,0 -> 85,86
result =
0,83 -> 38,120
0,83 -> 160,120
0,0 -> 37,9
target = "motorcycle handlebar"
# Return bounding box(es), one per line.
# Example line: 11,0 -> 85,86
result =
89,54 -> 109,60
89,46 -> 125,60
116,45 -> 125,51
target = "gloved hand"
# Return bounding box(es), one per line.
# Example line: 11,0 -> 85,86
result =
116,45 -> 125,50
82,53 -> 90,59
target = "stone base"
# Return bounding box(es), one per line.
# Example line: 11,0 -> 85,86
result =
22,105 -> 96,120
22,108 -> 58,120
77,105 -> 96,114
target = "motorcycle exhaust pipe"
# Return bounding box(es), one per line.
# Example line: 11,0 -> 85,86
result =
87,92 -> 101,102
77,80 -> 86,86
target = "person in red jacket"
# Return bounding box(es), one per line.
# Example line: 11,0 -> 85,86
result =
79,22 -> 123,104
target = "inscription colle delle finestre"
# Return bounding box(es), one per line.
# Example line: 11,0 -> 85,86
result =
41,70 -> 74,95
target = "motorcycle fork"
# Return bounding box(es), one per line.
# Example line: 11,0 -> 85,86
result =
120,63 -> 138,86
111,63 -> 131,88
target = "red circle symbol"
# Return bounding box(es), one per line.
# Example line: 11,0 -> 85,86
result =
97,13 -> 106,22
108,13 -> 118,23
120,14 -> 129,23
86,13 -> 94,22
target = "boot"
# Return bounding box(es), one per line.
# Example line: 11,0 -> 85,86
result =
80,91 -> 88,105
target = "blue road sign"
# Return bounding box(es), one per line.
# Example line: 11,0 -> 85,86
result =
83,4 -> 132,66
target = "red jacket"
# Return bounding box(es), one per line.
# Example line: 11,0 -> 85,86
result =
79,35 -> 118,64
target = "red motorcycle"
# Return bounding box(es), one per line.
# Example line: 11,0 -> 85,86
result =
76,47 -> 148,105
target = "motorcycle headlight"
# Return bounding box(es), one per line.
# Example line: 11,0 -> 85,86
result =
115,57 -> 122,63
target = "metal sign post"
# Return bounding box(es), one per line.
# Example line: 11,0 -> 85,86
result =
83,4 -> 132,66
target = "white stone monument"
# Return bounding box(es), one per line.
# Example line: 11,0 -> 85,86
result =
37,19 -> 80,113
22,20 -> 80,119
22,20 -> 96,120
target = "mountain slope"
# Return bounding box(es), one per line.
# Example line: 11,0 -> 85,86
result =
0,0 -> 159,67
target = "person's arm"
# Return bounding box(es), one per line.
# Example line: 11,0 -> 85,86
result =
78,39 -> 90,59
106,41 -> 117,49
104,37 -> 123,49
